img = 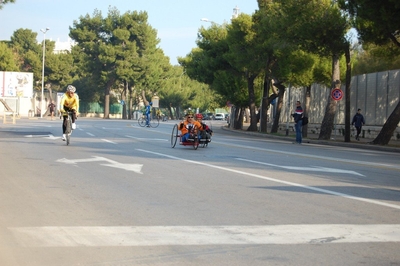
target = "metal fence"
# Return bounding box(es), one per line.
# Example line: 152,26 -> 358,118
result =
279,69 -> 400,126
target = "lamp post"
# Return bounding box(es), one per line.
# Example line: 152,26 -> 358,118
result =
40,27 -> 49,118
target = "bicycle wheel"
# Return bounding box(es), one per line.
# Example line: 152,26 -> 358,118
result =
65,118 -> 72,145
150,117 -> 159,128
171,124 -> 178,148
138,117 -> 146,127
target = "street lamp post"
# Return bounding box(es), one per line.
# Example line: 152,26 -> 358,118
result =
40,27 -> 49,118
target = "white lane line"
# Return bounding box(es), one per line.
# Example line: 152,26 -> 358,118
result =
126,135 -> 167,141
86,132 -> 95,136
236,158 -> 364,176
136,149 -> 400,210
217,142 -> 400,170
102,139 -> 117,144
9,224 -> 400,247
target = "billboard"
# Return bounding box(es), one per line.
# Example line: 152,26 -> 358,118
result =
0,71 -> 34,97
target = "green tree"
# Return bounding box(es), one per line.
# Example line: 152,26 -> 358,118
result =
272,0 -> 349,140
70,7 -> 165,118
9,29 -> 42,78
340,0 -> 400,145
225,13 -> 264,131
0,0 -> 16,10
0,42 -> 19,71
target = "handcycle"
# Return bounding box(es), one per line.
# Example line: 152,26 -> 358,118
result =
170,124 -> 211,150
63,111 -> 74,145
138,115 -> 159,128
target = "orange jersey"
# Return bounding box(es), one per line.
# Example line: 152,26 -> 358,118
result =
179,120 -> 203,135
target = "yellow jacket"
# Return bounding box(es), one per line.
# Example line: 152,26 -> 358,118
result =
60,92 -> 79,113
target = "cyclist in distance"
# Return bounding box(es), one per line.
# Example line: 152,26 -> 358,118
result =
60,85 -> 79,141
145,102 -> 153,127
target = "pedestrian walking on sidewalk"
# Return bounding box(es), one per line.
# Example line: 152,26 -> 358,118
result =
352,108 -> 365,141
292,101 -> 303,144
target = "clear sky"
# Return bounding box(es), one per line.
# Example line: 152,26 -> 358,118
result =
0,0 -> 259,65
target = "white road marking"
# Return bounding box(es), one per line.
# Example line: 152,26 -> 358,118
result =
217,142 -> 400,171
25,134 -> 58,140
236,158 -> 364,176
9,224 -> 400,247
102,139 -> 118,144
137,149 -> 400,210
126,135 -> 167,141
86,132 -> 95,136
57,156 -> 143,174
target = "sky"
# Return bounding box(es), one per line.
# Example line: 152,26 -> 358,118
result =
0,0 -> 259,65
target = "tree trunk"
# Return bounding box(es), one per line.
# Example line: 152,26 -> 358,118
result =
344,45 -> 351,142
122,80 -> 128,119
142,90 -> 149,106
168,103 -> 175,120
271,83 -> 285,133
318,54 -> 340,140
104,87 -> 110,119
302,85 -> 311,138
128,85 -> 133,120
247,74 -> 258,131
260,75 -> 270,133
233,107 -> 244,130
371,100 -> 400,145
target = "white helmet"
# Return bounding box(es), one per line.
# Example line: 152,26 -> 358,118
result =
66,85 -> 76,93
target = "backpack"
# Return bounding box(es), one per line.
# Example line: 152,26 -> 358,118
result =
302,116 -> 309,125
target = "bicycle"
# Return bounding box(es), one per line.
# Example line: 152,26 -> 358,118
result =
64,111 -> 74,145
138,115 -> 159,128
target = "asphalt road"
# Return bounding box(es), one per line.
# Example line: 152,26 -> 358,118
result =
0,118 -> 399,266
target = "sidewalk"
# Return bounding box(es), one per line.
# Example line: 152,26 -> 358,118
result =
221,123 -> 400,153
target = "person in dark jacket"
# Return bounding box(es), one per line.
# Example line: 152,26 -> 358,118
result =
292,101 -> 303,144
352,108 -> 365,141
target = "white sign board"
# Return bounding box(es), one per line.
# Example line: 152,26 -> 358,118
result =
0,71 -> 34,98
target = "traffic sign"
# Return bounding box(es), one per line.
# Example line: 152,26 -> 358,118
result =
331,88 -> 343,101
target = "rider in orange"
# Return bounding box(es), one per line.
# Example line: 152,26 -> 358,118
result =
179,111 -> 203,142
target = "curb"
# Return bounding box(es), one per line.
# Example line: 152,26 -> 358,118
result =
221,126 -> 400,153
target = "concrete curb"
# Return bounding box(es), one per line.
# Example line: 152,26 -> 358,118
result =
221,126 -> 400,153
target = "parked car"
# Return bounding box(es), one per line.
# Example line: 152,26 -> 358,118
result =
215,113 -> 225,120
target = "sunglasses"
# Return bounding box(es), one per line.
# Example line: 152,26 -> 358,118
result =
187,116 -> 193,118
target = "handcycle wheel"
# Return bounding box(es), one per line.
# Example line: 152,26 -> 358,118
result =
138,116 -> 146,127
171,124 -> 178,148
150,117 -> 159,128
193,136 -> 199,150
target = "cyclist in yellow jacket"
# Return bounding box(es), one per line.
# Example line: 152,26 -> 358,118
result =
60,85 -> 79,141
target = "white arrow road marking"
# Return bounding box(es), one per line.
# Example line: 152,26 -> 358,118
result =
236,158 -> 365,177
137,149 -> 400,210
57,156 -> 142,174
25,134 -> 60,140
25,134 -> 59,140
9,224 -> 400,247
